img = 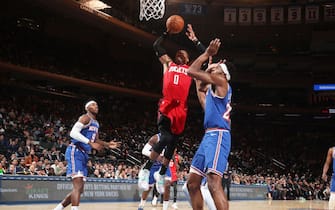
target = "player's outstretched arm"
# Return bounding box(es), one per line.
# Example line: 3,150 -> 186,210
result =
107,141 -> 121,149
95,138 -> 121,150
186,24 -> 206,53
187,39 -> 221,79
153,32 -> 172,67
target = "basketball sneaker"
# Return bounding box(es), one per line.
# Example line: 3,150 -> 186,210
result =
138,206 -> 144,210
138,169 -> 149,191
154,171 -> 165,194
172,202 -> 178,209
151,195 -> 158,206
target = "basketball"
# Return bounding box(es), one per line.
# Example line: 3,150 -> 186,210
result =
166,15 -> 185,34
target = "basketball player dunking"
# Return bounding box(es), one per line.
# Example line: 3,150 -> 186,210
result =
138,32 -> 192,194
138,23 -> 213,195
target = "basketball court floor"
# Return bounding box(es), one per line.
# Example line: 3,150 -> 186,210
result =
0,200 -> 330,210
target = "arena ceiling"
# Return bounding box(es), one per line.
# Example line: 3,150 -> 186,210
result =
35,0 -> 335,86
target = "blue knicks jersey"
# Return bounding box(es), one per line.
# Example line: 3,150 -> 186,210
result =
71,117 -> 99,152
203,85 -> 232,130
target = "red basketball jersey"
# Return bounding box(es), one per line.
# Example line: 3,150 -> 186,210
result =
169,154 -> 179,182
162,62 -> 192,102
158,62 -> 192,134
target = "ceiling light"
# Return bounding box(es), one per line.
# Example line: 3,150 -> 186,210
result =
79,0 -> 111,10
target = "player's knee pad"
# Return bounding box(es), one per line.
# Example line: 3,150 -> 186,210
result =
329,192 -> 335,210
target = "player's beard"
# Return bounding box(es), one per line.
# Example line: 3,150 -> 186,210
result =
175,56 -> 187,65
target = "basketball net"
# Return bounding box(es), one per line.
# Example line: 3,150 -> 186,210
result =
139,0 -> 165,21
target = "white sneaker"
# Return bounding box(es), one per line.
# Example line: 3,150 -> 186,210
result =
154,171 -> 165,194
151,196 -> 158,206
138,169 -> 150,191
172,203 -> 178,209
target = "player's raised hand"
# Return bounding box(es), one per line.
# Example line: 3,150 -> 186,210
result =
186,24 -> 198,42
108,141 -> 121,149
206,38 -> 221,57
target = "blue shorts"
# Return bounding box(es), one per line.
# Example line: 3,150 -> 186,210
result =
149,161 -> 171,186
191,129 -> 231,177
65,144 -> 89,178
331,175 -> 335,192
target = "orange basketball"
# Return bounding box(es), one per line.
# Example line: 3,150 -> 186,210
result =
166,15 -> 185,34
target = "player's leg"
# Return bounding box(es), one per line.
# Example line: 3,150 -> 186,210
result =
182,179 -> 216,210
160,193 -> 164,204
226,182 -> 231,201
206,130 -> 231,210
139,164 -> 160,209
207,173 -> 227,210
187,171 -> 204,210
162,179 -> 172,210
54,177 -> 84,210
71,177 -> 85,209
139,134 -> 161,190
154,115 -> 175,172
155,135 -> 178,192
138,186 -> 153,210
151,184 -> 159,206
153,122 -> 177,193
53,146 -> 73,210
139,163 -> 160,209
138,167 -> 150,191
142,114 -> 171,172
71,150 -> 87,210
171,181 -> 178,209
55,192 -> 71,210
54,146 -> 85,210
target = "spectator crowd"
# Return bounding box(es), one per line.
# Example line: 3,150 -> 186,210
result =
0,89 -> 332,201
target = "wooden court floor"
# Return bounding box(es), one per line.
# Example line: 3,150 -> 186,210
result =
0,200 -> 330,210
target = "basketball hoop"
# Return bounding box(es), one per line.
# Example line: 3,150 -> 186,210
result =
139,0 -> 165,21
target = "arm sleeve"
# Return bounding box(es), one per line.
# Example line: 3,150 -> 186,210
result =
194,40 -> 206,54
153,32 -> 168,57
142,143 -> 152,157
70,122 -> 90,144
